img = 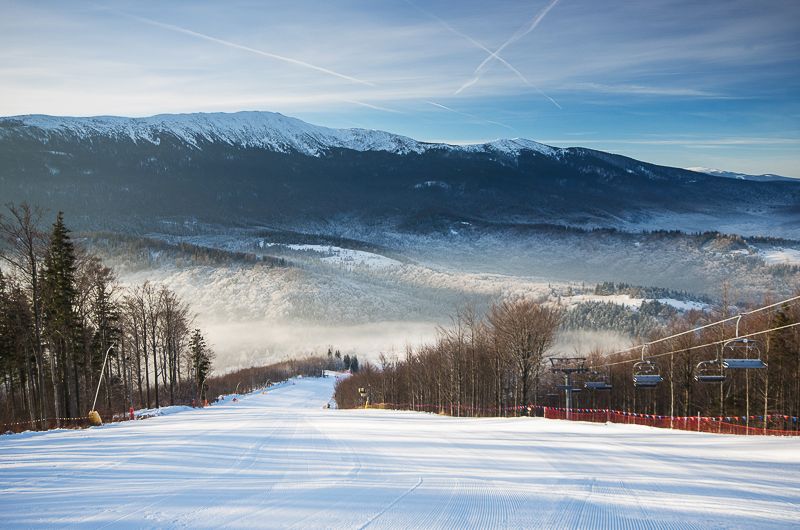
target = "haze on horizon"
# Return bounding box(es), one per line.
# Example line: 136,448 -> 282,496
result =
2,0 -> 799,177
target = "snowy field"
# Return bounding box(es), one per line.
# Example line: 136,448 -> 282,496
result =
1,377 -> 798,529
760,248 -> 800,266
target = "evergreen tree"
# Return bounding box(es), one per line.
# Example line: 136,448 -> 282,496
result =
189,329 -> 213,402
0,274 -> 37,423
41,212 -> 81,418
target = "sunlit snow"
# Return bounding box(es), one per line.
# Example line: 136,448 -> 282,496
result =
270,243 -> 401,268
760,248 -> 800,266
8,112 -> 561,158
1,376 -> 798,529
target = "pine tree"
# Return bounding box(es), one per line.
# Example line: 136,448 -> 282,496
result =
189,329 -> 213,402
41,212 -> 81,419
0,274 -> 37,423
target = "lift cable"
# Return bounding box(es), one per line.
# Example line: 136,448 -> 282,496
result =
598,320 -> 800,369
601,294 -> 800,360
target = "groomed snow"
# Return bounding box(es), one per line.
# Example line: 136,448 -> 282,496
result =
133,405 -> 193,419
1,377 -> 798,529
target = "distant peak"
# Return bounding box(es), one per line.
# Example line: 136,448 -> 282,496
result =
686,166 -> 796,182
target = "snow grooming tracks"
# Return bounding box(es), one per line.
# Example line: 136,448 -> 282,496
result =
169,413 -> 301,528
435,419 -> 526,527
92,394 -> 293,529
357,477 -> 423,529
2,376 -> 800,529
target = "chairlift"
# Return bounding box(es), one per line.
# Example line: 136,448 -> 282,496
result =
694,359 -> 726,383
633,345 -> 662,388
722,320 -> 766,369
585,381 -> 612,391
584,371 -> 612,391
722,338 -> 766,369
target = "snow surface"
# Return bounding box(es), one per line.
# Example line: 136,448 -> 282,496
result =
685,167 -> 796,182
569,294 -> 645,308
133,405 -> 193,420
760,248 -> 800,266
1,376 -> 798,529
568,294 -> 708,312
655,298 -> 708,311
3,111 -> 561,158
264,243 -> 401,268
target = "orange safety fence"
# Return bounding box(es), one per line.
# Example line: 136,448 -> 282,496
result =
540,407 -> 800,436
363,402 -> 800,436
1,411 -> 134,434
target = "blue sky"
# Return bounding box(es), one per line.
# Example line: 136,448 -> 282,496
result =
1,0 -> 799,176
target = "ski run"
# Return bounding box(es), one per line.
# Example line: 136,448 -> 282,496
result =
1,375 -> 798,529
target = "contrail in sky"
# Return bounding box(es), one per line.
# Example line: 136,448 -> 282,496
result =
473,0 -> 560,75
345,100 -> 405,114
404,0 -> 531,86
454,0 -> 562,107
112,10 -> 375,87
425,100 -> 514,130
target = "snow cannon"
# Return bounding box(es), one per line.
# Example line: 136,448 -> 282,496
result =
88,410 -> 102,426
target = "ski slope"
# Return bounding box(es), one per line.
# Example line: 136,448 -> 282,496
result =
1,377 -> 798,529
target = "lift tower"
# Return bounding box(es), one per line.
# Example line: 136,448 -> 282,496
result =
550,357 -> 588,420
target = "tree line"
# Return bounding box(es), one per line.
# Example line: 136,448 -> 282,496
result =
335,299 -> 561,415
335,296 -> 800,428
0,204 -> 214,430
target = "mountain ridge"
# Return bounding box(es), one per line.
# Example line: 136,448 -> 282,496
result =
0,110 -> 798,238
0,111 -> 559,158
685,166 -> 797,182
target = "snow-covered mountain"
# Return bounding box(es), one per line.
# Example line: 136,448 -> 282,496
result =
1,111 -> 559,158
686,166 -> 796,183
1,111 -> 798,237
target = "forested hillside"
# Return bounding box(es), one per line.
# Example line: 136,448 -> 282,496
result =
0,205 -> 216,430
336,297 -> 800,427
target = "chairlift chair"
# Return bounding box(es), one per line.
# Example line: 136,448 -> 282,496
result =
585,380 -> 612,391
633,345 -> 663,388
694,359 -> 726,383
584,371 -> 612,391
633,361 -> 662,388
722,338 -> 766,370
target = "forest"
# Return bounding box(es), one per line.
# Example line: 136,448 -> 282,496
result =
0,204 -> 217,431
335,296 -> 800,430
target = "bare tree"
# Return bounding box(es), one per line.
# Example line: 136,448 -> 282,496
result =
0,203 -> 47,425
488,299 -> 562,408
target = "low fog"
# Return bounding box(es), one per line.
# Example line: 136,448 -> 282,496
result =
103,227 -> 800,373
201,319 -> 440,370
